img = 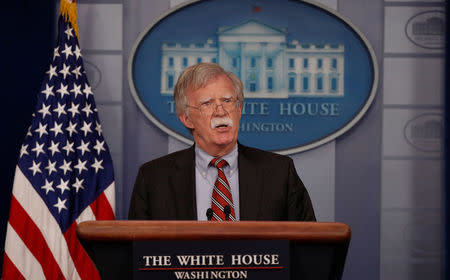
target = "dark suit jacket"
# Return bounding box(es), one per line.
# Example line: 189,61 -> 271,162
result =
128,143 -> 316,221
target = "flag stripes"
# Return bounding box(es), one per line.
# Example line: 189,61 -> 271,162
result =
7,168 -> 80,279
4,224 -> 45,279
2,254 -> 25,280
63,223 -> 100,280
89,190 -> 115,220
8,196 -> 65,279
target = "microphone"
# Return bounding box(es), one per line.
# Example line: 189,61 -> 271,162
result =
206,208 -> 213,221
224,205 -> 231,221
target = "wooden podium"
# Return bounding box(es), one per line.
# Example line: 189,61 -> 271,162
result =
76,221 -> 350,280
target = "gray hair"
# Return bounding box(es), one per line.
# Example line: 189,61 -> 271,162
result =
174,62 -> 244,116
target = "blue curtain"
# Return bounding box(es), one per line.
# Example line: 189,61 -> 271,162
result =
0,1 -> 55,274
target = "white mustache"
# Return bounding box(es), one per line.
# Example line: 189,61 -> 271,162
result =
210,117 -> 233,129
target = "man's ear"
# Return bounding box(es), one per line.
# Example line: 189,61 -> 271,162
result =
178,113 -> 194,129
237,103 -> 243,118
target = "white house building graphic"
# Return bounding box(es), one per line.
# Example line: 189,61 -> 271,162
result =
160,20 -> 344,98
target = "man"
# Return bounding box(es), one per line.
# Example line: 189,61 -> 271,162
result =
128,63 -> 315,221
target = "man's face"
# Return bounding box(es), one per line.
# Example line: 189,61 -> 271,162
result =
178,74 -> 242,156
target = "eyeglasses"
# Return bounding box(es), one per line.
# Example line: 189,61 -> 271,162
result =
187,97 -> 240,116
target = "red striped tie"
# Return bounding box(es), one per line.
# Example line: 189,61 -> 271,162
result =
210,158 -> 235,221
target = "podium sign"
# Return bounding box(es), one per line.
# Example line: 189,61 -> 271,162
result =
133,240 -> 289,280
76,221 -> 351,280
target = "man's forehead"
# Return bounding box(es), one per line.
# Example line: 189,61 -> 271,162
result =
189,90 -> 235,99
187,76 -> 234,97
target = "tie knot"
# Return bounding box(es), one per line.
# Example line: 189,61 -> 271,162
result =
211,158 -> 227,169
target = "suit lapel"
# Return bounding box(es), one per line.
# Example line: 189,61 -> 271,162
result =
170,145 -> 197,220
238,144 -> 263,220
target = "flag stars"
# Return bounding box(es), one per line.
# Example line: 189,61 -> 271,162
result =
82,103 -> 93,118
62,140 -> 75,156
41,84 -> 55,100
53,197 -> 67,214
72,178 -> 85,193
56,83 -> 70,98
49,122 -> 63,137
48,141 -> 60,156
34,123 -> 48,138
67,102 -> 80,117
53,46 -> 60,60
66,121 -> 78,137
93,140 -> 106,155
56,178 -> 70,194
59,63 -> 71,79
72,66 -> 82,80
45,159 -> 58,175
64,26 -> 74,40
31,142 -> 45,157
41,179 -> 55,195
61,43 -> 73,59
80,121 -> 92,136
46,65 -> 58,80
95,121 -> 103,136
91,158 -> 104,173
20,144 -> 29,158
73,45 -> 82,60
53,102 -> 67,118
59,159 -> 72,175
38,103 -> 51,118
83,83 -> 93,98
77,140 -> 90,156
70,83 -> 83,98
26,126 -> 32,137
29,161 -> 42,176
74,159 -> 88,174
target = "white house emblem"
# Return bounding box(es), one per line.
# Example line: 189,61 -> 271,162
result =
405,10 -> 445,49
129,0 -> 378,154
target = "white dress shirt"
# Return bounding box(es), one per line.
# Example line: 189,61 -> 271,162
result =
195,144 -> 240,220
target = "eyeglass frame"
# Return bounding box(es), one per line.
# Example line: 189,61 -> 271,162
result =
186,97 -> 241,116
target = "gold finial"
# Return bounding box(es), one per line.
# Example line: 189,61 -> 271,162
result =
60,0 -> 79,39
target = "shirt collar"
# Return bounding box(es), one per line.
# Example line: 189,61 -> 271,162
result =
195,144 -> 238,174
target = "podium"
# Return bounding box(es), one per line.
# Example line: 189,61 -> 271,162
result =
76,221 -> 350,280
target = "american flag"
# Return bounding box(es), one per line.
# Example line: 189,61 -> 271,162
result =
2,1 -> 115,279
